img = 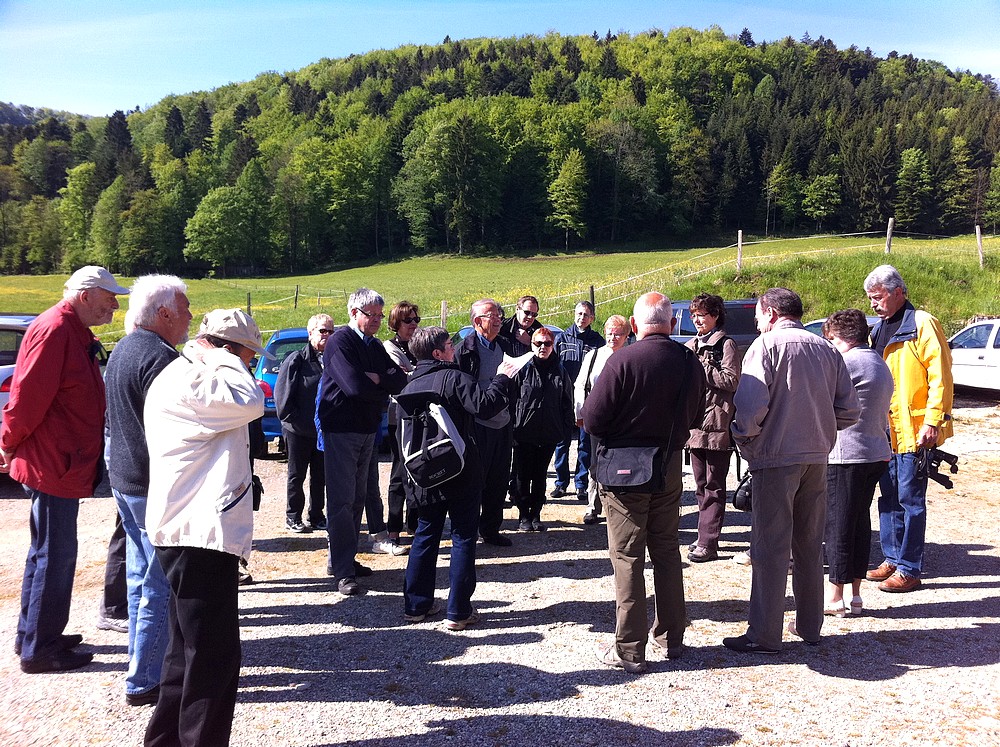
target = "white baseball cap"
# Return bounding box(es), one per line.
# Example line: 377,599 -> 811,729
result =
199,308 -> 274,359
65,266 -> 129,295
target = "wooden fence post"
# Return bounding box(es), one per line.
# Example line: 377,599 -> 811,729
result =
246,293 -> 251,316
736,230 -> 743,272
589,285 -> 596,312
440,300 -> 447,327
885,218 -> 895,254
976,225 -> 985,269
294,285 -> 299,309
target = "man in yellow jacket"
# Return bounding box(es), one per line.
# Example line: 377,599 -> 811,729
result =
864,265 -> 953,593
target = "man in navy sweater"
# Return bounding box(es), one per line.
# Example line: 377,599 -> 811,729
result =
318,288 -> 407,595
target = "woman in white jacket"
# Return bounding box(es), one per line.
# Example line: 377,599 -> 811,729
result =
575,315 -> 630,524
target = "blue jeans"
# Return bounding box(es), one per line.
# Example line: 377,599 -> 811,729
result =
323,430 -> 376,581
403,486 -> 482,622
17,487 -> 79,661
553,428 -> 591,492
878,452 -> 927,578
114,488 -> 170,696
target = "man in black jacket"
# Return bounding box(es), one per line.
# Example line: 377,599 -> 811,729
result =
497,295 -> 542,357
397,327 -> 516,630
276,313 -> 334,533
317,290 -> 406,596
583,292 -> 706,674
454,298 -> 516,547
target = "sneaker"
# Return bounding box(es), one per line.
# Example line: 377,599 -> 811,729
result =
732,551 -> 752,566
687,546 -> 718,563
371,532 -> 408,555
582,512 -> 599,525
518,519 -> 534,532
286,519 -> 311,533
688,542 -> 699,553
878,570 -> 921,593
404,599 -> 442,623
722,634 -> 778,654
445,611 -> 480,631
96,615 -> 128,633
125,686 -> 160,707
549,486 -> 569,498
576,489 -> 588,502
787,622 -> 820,646
311,518 -> 328,531
596,644 -> 648,674
337,577 -> 364,596
866,561 -> 897,582
531,518 -> 547,532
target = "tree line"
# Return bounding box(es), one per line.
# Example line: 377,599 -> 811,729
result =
2,26 -> 1000,277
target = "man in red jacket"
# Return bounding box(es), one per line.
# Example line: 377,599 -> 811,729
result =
1,266 -> 128,674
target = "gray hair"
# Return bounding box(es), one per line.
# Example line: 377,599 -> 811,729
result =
632,292 -> 673,326
307,313 -> 333,333
604,314 -> 629,331
470,298 -> 501,323
410,326 -> 450,360
128,274 -> 188,329
759,287 -> 803,320
864,265 -> 908,296
348,288 -> 384,313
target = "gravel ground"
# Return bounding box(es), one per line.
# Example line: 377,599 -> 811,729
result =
1,391 -> 998,747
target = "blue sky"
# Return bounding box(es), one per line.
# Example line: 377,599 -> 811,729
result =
2,0 -> 998,117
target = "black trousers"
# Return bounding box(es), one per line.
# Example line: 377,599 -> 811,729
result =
102,510 -> 127,618
386,425 -> 417,534
474,422 -> 513,537
825,461 -> 887,584
283,428 -> 326,525
513,441 -> 557,518
146,547 -> 241,747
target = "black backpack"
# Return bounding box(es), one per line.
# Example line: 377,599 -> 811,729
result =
400,401 -> 466,489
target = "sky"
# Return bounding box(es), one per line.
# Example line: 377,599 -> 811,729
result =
2,0 -> 999,117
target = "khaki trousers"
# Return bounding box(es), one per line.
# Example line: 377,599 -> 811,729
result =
747,462 -> 828,650
604,450 -> 686,664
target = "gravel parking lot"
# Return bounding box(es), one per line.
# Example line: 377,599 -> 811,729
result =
1,391 -> 998,747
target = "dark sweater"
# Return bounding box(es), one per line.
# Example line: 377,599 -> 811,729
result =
318,326 -> 407,434
105,328 -> 180,496
275,342 -> 323,436
555,324 -> 605,381
582,333 -> 706,451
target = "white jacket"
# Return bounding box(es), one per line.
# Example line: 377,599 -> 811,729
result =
574,346 -> 616,421
145,343 -> 265,559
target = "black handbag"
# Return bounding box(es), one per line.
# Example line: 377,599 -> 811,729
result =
732,464 -> 752,512
593,444 -> 664,492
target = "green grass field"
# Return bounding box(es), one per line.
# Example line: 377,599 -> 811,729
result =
1,234 -> 997,345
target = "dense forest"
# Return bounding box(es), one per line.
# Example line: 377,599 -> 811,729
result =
2,26 -> 1000,277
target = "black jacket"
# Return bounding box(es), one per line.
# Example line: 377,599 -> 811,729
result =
395,359 -> 511,507
275,343 -> 323,436
556,324 -> 605,381
513,356 -> 575,445
454,330 -> 514,382
498,316 -> 542,357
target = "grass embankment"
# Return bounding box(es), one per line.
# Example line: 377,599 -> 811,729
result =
1,234 -> 996,344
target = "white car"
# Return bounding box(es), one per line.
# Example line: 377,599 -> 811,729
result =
948,318 -> 1000,392
0,314 -> 37,425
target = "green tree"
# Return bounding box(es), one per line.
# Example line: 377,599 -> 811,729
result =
894,147 -> 932,231
56,162 -> 101,269
801,174 -> 841,230
938,136 -> 974,231
164,105 -> 189,158
187,101 -> 213,152
13,137 -> 71,197
984,162 -> 1000,233
547,148 -> 588,249
20,196 -> 63,272
184,186 -> 244,274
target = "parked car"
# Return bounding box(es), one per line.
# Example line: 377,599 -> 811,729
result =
670,299 -> 760,355
254,326 -> 391,454
0,314 -> 37,426
948,318 -> 1000,392
802,315 -> 880,338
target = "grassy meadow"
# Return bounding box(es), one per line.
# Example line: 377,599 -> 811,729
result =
1,234 -> 997,346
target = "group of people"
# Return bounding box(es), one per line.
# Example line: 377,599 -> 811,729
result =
0,260 -> 953,744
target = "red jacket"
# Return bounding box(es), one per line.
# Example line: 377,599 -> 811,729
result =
0,301 -> 106,498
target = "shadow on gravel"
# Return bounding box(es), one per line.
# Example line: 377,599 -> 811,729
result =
314,718 -> 740,747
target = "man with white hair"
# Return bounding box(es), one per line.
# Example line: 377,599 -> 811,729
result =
583,292 -> 706,673
105,274 -> 192,707
318,289 -> 407,596
864,265 -> 953,593
1,266 -> 128,673
143,308 -> 267,746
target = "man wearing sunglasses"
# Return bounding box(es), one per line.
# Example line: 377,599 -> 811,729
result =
499,295 -> 543,357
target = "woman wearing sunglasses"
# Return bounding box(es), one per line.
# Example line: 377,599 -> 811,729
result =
511,327 -> 575,532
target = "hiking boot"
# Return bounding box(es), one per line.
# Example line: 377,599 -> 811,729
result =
878,571 -> 921,593
866,561 -> 897,582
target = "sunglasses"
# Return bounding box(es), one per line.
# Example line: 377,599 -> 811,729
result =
519,309 -> 539,318
532,340 -> 553,348
316,328 -> 334,335
402,316 -> 421,324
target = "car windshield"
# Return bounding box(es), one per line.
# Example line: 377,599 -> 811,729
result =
0,329 -> 23,367
260,339 -> 306,374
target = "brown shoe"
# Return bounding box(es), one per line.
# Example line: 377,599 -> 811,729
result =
866,561 -> 897,582
878,571 -> 921,593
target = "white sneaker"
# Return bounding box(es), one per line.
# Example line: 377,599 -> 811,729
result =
732,551 -> 752,566
371,532 -> 408,556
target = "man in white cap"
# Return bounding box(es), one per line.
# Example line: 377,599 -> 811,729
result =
143,308 -> 267,747
1,265 -> 128,673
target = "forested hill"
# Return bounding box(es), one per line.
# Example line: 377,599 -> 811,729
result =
2,26 -> 1000,277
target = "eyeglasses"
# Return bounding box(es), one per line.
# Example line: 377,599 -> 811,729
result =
315,328 -> 334,335
402,316 -> 421,324
357,308 -> 385,321
477,313 -> 503,322
532,341 -> 553,348
519,309 -> 538,318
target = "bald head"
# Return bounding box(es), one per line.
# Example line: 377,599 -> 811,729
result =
631,292 -> 675,339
